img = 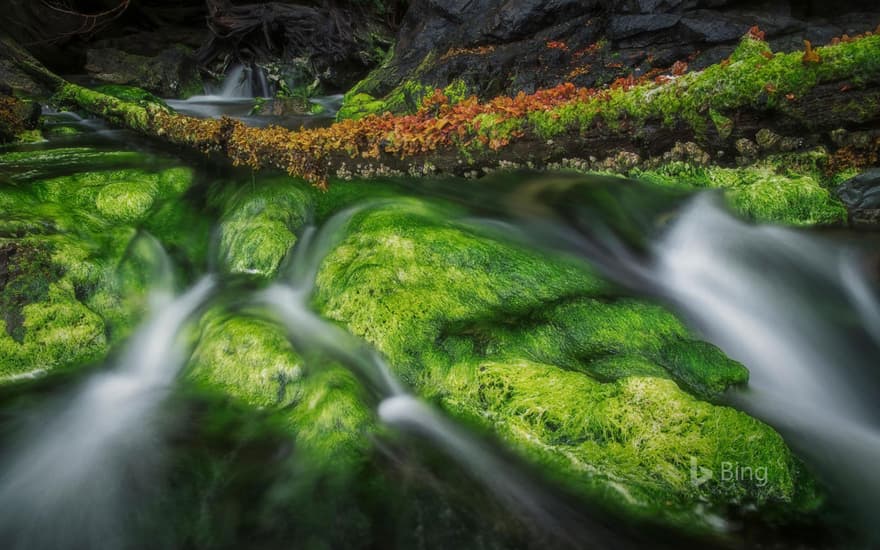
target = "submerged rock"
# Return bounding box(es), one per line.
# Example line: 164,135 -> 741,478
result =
186,310 -> 376,547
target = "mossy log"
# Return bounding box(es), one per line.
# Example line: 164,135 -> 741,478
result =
7,33 -> 880,188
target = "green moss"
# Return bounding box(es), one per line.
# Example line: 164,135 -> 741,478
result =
45,125 -> 83,137
308,199 -> 812,530
526,34 -> 880,141
186,309 -> 377,544
338,79 -> 473,120
337,92 -> 387,120
0,149 -> 201,380
95,181 -> 158,222
0,280 -> 106,381
52,83 -> 155,131
93,84 -> 170,111
211,177 -> 312,279
432,360 -> 817,529
632,160 -> 847,225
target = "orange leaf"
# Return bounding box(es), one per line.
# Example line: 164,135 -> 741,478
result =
802,40 -> 821,64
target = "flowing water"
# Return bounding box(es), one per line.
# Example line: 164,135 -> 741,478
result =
0,249 -> 215,549
1,115 -> 879,549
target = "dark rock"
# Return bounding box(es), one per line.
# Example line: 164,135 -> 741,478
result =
837,170 -> 880,227
352,0 -> 880,107
84,46 -> 203,99
0,93 -> 40,144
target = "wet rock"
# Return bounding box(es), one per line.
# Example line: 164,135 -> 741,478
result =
84,46 -> 203,99
837,168 -> 880,226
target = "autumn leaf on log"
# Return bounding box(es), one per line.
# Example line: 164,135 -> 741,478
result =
802,40 -> 821,64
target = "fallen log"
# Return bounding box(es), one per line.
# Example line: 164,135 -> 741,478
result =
6,31 -> 880,188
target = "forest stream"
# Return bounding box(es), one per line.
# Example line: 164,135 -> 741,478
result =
1,99 -> 879,549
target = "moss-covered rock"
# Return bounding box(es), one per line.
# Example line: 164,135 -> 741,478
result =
310,197 -> 819,531
210,177 -> 312,279
186,309 -> 376,546
0,148 -> 201,382
94,84 -> 171,111
96,181 -> 158,223
631,155 -> 848,225
436,360 -> 818,528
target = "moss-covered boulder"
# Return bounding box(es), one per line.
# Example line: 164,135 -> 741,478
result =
308,197 -> 820,531
210,177 -> 312,280
0,148 -> 202,382
186,309 -> 376,546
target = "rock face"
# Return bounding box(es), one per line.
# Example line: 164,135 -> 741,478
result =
351,0 -> 880,104
84,46 -> 203,99
837,168 -> 880,226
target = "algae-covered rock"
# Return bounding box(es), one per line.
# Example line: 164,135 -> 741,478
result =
186,309 -> 376,546
632,155 -> 847,226
311,197 -> 819,531
212,177 -> 312,279
0,148 -> 201,382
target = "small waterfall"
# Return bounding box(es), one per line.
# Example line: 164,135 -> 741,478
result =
0,275 -> 215,549
651,195 -> 880,534
207,64 -> 271,99
261,204 -> 404,397
410,174 -> 880,539
378,395 -> 625,548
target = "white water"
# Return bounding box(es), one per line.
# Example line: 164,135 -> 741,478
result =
205,64 -> 270,99
650,196 -> 880,533
0,275 -> 215,549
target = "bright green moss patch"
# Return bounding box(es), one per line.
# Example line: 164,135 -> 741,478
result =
339,79 -> 472,120
632,159 -> 847,225
337,93 -> 387,120
95,181 -> 158,222
53,84 -> 154,131
308,199 -> 813,529
432,360 -> 817,529
211,177 -> 312,279
45,125 -> 83,138
93,84 -> 170,110
0,280 -> 106,381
